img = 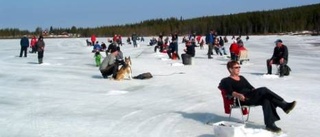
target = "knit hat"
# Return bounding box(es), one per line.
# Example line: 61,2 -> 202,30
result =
275,39 -> 283,43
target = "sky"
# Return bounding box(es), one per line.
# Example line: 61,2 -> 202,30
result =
0,0 -> 319,31
1,35 -> 320,137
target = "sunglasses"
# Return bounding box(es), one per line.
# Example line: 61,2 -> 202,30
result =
232,66 -> 241,69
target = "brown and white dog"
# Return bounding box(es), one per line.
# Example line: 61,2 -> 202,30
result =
115,57 -> 132,80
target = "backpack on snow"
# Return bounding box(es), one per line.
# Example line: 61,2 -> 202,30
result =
283,65 -> 291,76
133,72 -> 153,80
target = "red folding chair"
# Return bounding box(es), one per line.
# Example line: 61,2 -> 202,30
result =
219,87 -> 250,123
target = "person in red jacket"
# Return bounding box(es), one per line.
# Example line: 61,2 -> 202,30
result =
30,35 -> 37,53
91,34 -> 96,46
229,40 -> 239,61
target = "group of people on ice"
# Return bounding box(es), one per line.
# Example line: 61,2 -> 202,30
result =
19,35 -> 45,64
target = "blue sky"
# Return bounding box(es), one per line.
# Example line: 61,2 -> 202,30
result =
0,0 -> 319,31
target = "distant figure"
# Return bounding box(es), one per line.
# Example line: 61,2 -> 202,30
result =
131,33 -> 138,48
154,37 -> 163,52
246,35 -> 250,41
30,35 -> 37,53
19,35 -> 29,57
36,36 -> 45,64
127,37 -> 131,44
92,41 -> 102,52
219,36 -> 227,55
94,52 -> 102,67
205,29 -> 215,59
101,42 -> 107,51
91,34 -> 96,46
229,40 -> 239,61
86,39 -> 92,46
223,36 -> 228,43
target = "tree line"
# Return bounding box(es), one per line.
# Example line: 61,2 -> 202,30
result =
0,3 -> 319,38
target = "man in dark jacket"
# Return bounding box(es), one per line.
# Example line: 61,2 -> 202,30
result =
20,35 -> 29,57
266,39 -> 288,77
205,30 -> 215,59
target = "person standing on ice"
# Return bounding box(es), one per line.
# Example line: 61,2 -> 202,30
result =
30,35 -> 37,53
91,34 -> 96,46
219,61 -> 296,133
266,39 -> 288,77
205,29 -> 215,59
36,36 -> 45,64
131,33 -> 138,48
170,32 -> 180,60
19,35 -> 29,57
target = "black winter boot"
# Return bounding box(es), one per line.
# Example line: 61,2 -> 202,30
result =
266,123 -> 282,133
283,101 -> 296,114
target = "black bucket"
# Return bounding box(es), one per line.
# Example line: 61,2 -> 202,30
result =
182,54 -> 192,65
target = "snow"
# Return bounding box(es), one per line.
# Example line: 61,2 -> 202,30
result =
0,35 -> 319,137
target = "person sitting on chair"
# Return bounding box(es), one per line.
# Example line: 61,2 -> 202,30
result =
266,39 -> 288,77
219,61 -> 296,133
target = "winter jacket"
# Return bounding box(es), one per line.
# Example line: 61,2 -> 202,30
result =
37,40 -> 45,52
30,37 -> 37,47
185,44 -> 195,57
100,53 -> 116,71
205,33 -> 215,44
20,37 -> 29,47
229,43 -> 239,55
91,35 -> 96,42
93,43 -> 101,51
270,45 -> 288,61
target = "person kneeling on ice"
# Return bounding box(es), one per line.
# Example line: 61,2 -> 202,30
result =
99,46 -> 120,79
219,61 -> 296,133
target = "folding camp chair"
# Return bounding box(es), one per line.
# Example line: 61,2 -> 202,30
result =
219,87 -> 251,123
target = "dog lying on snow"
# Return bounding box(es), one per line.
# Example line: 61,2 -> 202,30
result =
115,57 -> 132,80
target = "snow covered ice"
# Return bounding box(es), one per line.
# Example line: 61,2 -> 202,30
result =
0,35 -> 319,137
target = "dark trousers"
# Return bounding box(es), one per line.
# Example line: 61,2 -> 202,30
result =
230,52 -> 238,61
242,87 -> 286,126
38,50 -> 44,59
154,45 -> 163,52
20,46 -> 28,57
38,50 -> 44,64
100,63 -> 119,78
266,59 -> 287,75
208,43 -> 213,58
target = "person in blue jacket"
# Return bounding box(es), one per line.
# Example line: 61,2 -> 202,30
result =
205,30 -> 215,59
20,35 -> 29,57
